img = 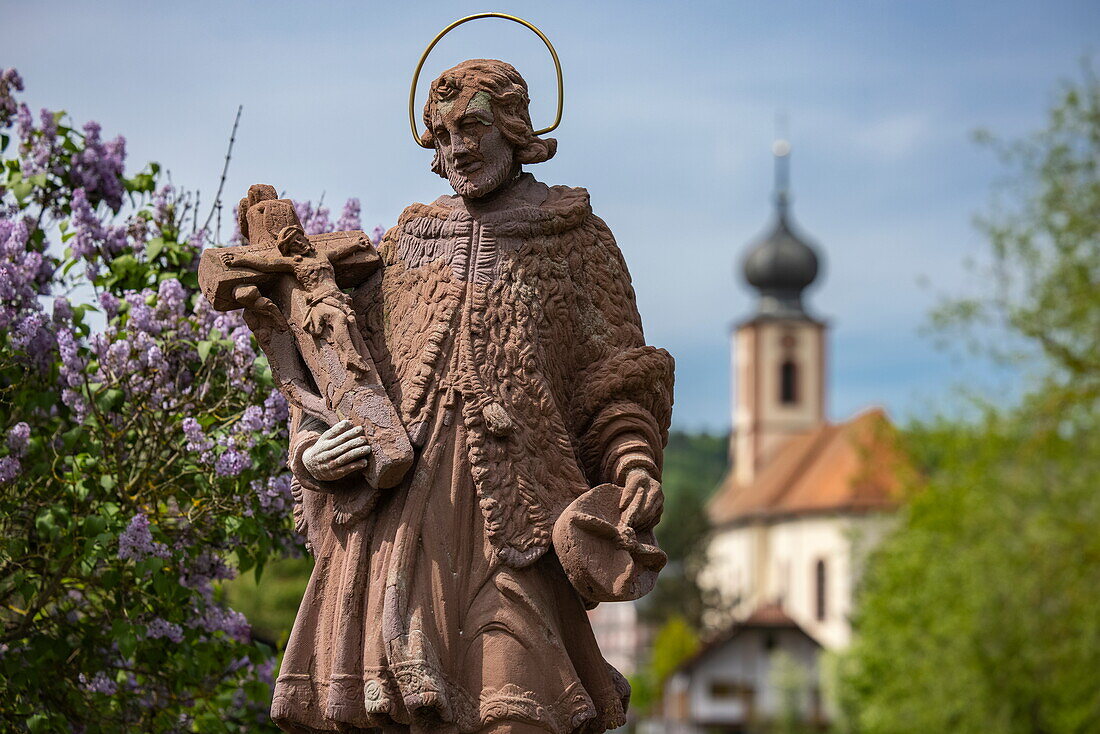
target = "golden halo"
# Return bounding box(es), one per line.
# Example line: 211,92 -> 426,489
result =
409,12 -> 564,148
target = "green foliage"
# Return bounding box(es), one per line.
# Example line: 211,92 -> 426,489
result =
842,63 -> 1100,734
629,615 -> 701,716
643,430 -> 728,628
223,556 -> 314,647
770,650 -> 814,734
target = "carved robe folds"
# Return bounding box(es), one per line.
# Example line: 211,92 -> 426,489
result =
273,174 -> 674,734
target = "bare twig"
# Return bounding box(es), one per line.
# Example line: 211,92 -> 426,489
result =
202,105 -> 243,238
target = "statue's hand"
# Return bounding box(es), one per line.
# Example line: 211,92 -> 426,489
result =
220,251 -> 236,267
619,467 -> 664,530
302,419 -> 372,482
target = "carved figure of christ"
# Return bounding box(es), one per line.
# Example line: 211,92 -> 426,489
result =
220,225 -> 374,383
199,187 -> 414,491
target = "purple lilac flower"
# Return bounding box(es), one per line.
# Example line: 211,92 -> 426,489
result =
69,188 -> 103,261
18,106 -> 63,177
56,328 -> 82,385
151,184 -> 174,224
263,389 -> 290,431
9,310 -> 53,365
79,672 -> 118,696
72,121 -> 127,212
69,188 -> 127,275
145,618 -> 184,644
181,417 -> 214,459
15,104 -> 31,139
0,217 -> 52,332
118,513 -> 169,561
370,224 -> 385,246
124,290 -> 160,334
33,108 -> 59,173
227,218 -> 245,246
0,68 -> 25,126
52,296 -> 72,324
252,473 -> 293,514
191,605 -> 250,643
179,550 -> 235,599
0,456 -> 19,484
215,446 -> 250,477
293,200 -> 332,236
6,422 -> 30,455
157,278 -> 186,315
239,405 -> 265,433
334,198 -> 362,232
186,228 -> 206,260
98,290 -> 119,318
256,656 -> 276,686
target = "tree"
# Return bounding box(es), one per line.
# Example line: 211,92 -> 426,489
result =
841,63 -> 1100,734
628,615 -> 701,717
0,68 -> 369,731
642,430 -> 728,629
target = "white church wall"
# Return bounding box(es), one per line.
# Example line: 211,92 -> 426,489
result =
703,513 -> 895,649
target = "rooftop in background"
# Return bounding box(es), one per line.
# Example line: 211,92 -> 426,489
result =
676,602 -> 819,675
708,407 -> 907,527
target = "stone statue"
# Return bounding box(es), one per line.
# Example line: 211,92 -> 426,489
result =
200,57 -> 674,734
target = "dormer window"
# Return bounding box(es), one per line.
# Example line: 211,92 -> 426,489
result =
780,359 -> 799,405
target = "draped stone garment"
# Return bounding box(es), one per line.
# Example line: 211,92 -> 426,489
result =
271,174 -> 674,734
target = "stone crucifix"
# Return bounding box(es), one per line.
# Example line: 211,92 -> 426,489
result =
198,184 -> 413,490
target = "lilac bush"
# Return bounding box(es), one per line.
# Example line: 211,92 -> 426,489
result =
0,69 -> 375,732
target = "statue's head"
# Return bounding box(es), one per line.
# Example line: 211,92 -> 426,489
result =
276,225 -> 314,257
421,59 -> 557,199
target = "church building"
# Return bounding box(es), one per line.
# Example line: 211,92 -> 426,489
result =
654,141 -> 911,734
700,140 -> 905,651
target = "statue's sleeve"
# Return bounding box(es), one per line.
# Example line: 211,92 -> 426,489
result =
565,214 -> 675,486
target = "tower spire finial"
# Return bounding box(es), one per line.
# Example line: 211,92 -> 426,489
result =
772,111 -> 791,217
741,116 -> 819,318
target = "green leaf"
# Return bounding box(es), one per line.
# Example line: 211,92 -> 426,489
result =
10,180 -> 33,203
145,236 -> 166,260
117,628 -> 137,658
35,510 -> 56,538
26,714 -> 49,733
197,340 -> 213,363
94,388 -> 124,413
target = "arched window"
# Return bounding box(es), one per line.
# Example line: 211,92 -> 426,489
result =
814,559 -> 827,621
780,359 -> 799,405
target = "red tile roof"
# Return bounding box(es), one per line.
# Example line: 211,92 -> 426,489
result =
707,407 -> 907,527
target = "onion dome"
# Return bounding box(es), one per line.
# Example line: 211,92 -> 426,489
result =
741,140 -> 820,318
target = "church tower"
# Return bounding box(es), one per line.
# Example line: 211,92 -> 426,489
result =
702,140 -> 903,654
732,141 -> 825,486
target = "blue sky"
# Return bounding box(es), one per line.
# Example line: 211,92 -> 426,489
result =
5,1 -> 1097,430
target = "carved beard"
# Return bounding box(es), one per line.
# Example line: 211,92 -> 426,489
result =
441,129 -> 517,199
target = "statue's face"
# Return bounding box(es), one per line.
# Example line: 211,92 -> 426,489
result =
431,90 -> 516,199
294,236 -> 315,256
281,230 -> 314,257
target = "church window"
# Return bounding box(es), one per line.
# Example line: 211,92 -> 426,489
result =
780,359 -> 799,405
709,680 -> 750,700
814,559 -> 827,621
